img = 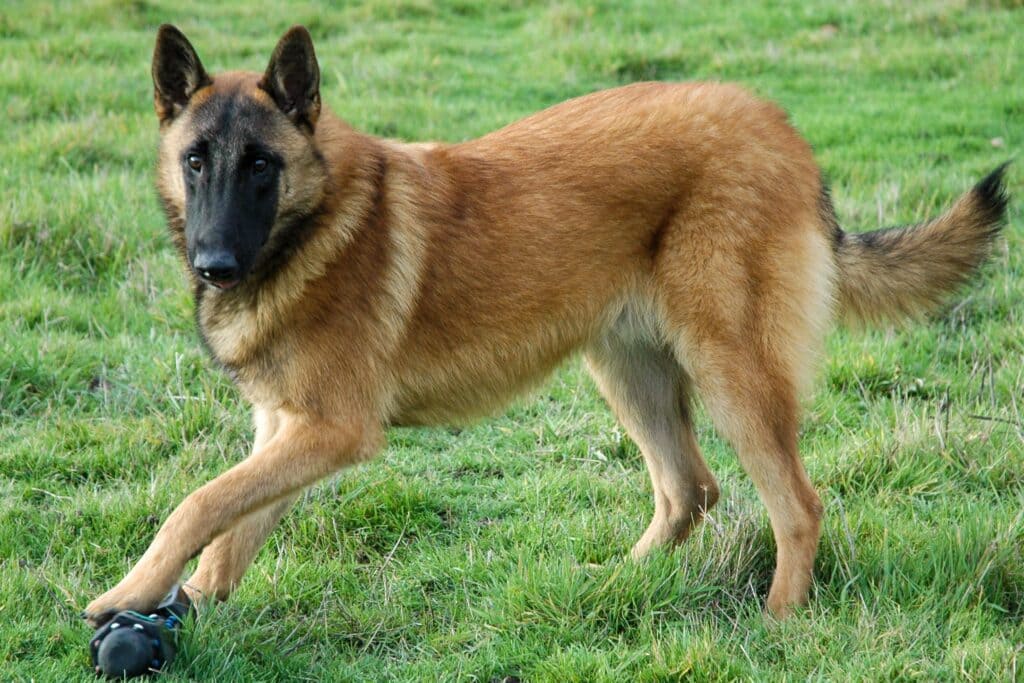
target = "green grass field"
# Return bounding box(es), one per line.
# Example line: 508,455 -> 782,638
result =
2,1 -> 1022,680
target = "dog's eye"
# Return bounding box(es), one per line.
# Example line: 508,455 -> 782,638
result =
187,155 -> 203,172
252,157 -> 268,174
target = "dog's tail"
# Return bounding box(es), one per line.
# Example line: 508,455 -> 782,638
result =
833,163 -> 1010,325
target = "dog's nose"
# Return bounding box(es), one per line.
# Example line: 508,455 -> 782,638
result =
193,250 -> 240,286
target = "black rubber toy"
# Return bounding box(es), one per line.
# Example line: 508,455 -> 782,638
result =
89,585 -> 190,678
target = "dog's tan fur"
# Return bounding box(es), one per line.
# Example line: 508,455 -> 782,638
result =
85,26 -> 1007,625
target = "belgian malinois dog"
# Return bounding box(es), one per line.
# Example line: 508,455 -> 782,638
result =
84,24 -> 1008,626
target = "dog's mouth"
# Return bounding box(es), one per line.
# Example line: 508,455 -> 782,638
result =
206,277 -> 240,290
209,278 -> 239,290
196,271 -> 241,290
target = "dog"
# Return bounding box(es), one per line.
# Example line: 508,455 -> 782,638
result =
84,24 -> 1008,626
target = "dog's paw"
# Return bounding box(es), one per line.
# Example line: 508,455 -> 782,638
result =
80,606 -> 119,630
83,580 -> 169,629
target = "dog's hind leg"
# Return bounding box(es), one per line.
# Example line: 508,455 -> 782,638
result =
655,210 -> 835,617
585,312 -> 720,559
673,335 -> 823,618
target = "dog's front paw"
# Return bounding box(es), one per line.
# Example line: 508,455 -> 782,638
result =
83,576 -> 175,629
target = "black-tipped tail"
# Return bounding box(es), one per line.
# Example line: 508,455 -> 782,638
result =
972,161 -> 1011,230
835,163 -> 1010,325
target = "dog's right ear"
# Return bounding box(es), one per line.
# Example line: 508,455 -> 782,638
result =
152,24 -> 211,123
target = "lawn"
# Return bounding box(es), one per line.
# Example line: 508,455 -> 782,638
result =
1,1 -> 1022,680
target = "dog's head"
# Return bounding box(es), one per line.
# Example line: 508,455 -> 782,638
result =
152,25 -> 325,290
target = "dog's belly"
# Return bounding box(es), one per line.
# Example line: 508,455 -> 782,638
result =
387,309 -> 603,426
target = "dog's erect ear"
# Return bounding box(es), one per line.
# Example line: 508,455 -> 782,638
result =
259,26 -> 321,132
152,25 -> 211,123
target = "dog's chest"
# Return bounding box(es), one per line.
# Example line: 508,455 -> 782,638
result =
197,293 -> 265,367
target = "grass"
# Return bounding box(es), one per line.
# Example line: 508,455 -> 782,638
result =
1,1 -> 1022,680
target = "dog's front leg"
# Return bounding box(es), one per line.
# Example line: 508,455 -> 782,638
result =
185,407 -> 294,604
83,410 -> 381,626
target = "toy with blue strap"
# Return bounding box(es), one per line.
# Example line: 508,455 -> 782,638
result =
89,584 -> 191,678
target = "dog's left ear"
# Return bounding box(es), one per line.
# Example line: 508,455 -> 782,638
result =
260,26 -> 321,132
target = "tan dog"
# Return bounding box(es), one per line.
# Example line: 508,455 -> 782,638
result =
85,24 -> 1008,625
